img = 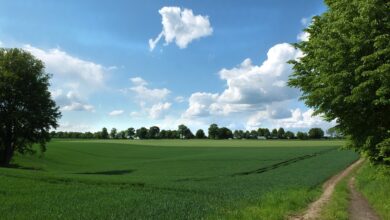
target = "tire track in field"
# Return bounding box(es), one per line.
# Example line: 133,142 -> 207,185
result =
231,148 -> 336,176
176,148 -> 336,182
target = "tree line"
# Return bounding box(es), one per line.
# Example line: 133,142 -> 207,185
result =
50,124 -> 338,140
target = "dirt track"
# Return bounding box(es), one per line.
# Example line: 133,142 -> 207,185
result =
348,177 -> 380,220
290,158 -> 364,220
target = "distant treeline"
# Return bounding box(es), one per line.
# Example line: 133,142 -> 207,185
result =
51,124 -> 343,140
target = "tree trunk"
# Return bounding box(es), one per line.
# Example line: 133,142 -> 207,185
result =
0,142 -> 13,167
0,128 -> 13,167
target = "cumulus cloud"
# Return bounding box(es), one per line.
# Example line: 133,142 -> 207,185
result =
297,31 -> 310,41
175,96 -> 185,103
246,108 -> 334,131
179,42 -> 333,131
149,102 -> 172,119
127,77 -> 171,106
109,110 -> 124,116
24,45 -> 105,88
22,45 -> 112,112
184,43 -> 302,118
123,77 -> 172,119
50,89 -> 94,112
149,6 -> 213,51
297,16 -> 313,42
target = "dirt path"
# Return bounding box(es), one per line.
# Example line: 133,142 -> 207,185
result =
290,158 -> 364,220
348,177 -> 380,220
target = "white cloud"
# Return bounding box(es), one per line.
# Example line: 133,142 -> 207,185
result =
109,110 -> 124,116
175,96 -> 185,103
149,102 -> 172,119
297,31 -> 310,41
149,6 -> 213,51
246,108 -> 335,131
23,45 -> 105,88
127,77 -> 171,105
301,17 -> 310,26
50,89 -> 95,112
179,42 -> 333,131
57,122 -> 94,132
61,102 -> 95,112
123,77 -> 172,119
184,43 -> 302,118
22,45 -> 112,112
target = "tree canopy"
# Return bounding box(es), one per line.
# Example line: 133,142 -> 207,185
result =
0,48 -> 61,166
288,0 -> 390,164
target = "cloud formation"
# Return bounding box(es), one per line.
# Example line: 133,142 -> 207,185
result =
184,43 -> 302,118
109,110 -> 124,116
124,77 -> 172,119
149,6 -> 213,51
23,45 -> 112,112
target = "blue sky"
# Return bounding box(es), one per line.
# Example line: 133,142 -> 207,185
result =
0,0 -> 333,132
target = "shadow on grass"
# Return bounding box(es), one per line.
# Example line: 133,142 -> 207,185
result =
3,164 -> 44,171
75,169 -> 135,175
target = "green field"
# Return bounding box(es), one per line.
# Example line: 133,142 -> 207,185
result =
0,139 -> 358,219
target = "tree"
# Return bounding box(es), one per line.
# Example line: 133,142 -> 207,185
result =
285,131 -> 295,139
277,128 -> 285,139
234,130 -> 244,139
263,128 -> 271,139
159,130 -> 167,139
218,127 -> 233,139
148,126 -> 160,139
271,129 -> 278,138
195,129 -> 206,139
296,132 -> 308,140
127,127 -> 135,139
110,128 -> 117,139
0,48 -> 61,166
288,0 -> 390,163
101,127 -> 109,139
250,130 -> 258,139
178,124 -> 193,139
308,128 -> 324,139
136,127 -> 148,139
208,124 -> 219,139
117,131 -> 127,139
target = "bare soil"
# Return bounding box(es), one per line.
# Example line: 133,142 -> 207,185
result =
290,158 -> 364,220
348,177 -> 380,220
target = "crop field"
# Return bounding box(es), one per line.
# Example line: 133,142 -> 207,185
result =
0,139 -> 358,219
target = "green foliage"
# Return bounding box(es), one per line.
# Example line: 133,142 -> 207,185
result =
355,162 -> 390,219
208,123 -> 219,139
147,126 -> 160,139
319,177 -> 350,220
0,139 -> 358,219
126,127 -> 135,139
195,129 -> 206,139
136,127 -> 148,139
285,131 -> 295,139
288,0 -> 390,164
297,132 -> 308,140
0,48 -> 60,166
101,127 -> 109,139
308,128 -> 325,139
110,128 -> 117,139
277,128 -> 285,139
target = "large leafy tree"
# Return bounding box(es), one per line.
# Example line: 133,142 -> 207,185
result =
288,0 -> 390,164
0,48 -> 61,166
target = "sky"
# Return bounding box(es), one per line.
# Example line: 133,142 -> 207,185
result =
0,0 -> 334,132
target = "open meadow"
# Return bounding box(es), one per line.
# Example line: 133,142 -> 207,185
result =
0,139 -> 358,219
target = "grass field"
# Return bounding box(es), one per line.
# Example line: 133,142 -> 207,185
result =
0,139 -> 358,219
